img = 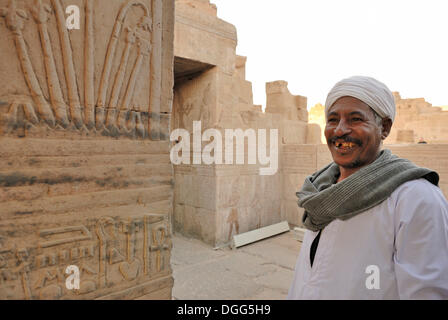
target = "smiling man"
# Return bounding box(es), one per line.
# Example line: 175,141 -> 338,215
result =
287,76 -> 448,299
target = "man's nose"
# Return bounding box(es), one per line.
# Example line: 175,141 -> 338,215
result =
334,119 -> 351,136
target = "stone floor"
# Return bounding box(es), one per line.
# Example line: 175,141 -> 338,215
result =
171,230 -> 302,300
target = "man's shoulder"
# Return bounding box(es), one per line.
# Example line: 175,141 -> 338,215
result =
391,178 -> 448,215
395,177 -> 436,190
393,178 -> 442,198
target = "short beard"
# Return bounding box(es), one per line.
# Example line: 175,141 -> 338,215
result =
337,149 -> 382,169
339,157 -> 363,169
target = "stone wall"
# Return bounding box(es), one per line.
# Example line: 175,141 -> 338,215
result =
172,0 -> 321,247
386,92 -> 448,144
172,0 -> 235,247
0,0 -> 174,299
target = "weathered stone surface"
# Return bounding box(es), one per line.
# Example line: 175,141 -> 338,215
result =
174,0 -> 236,74
238,236 -> 299,271
171,231 -> 302,300
0,213 -> 173,300
253,266 -> 295,295
266,80 -> 308,122
172,0 -> 312,247
0,0 -> 173,140
388,144 -> 448,199
281,201 -> 305,227
396,129 -> 415,143
387,92 -> 448,144
306,123 -> 322,144
0,0 -> 175,299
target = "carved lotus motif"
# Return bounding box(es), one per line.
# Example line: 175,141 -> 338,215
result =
0,0 -> 157,139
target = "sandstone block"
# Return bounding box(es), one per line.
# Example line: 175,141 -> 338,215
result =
306,123 -> 322,144
0,0 -> 175,299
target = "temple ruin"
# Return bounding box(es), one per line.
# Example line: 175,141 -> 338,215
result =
389,92 -> 448,144
172,0 -> 321,247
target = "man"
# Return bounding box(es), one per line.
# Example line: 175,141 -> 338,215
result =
287,76 -> 448,299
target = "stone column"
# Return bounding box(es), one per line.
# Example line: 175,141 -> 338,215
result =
0,0 -> 174,300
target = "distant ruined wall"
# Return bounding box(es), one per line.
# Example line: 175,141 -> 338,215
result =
308,103 -> 326,144
308,93 -> 448,145
0,0 -> 174,299
385,92 -> 448,144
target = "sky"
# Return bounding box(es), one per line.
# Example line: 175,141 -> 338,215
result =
211,0 -> 448,110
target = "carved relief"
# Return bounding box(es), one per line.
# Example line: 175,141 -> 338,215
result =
0,0 -> 161,140
84,0 -> 95,129
96,0 -> 152,138
173,81 -> 212,131
226,177 -> 241,241
199,82 -> 212,128
149,224 -> 172,273
0,0 -> 55,127
226,208 -> 239,242
118,218 -> 141,281
0,214 -> 171,299
31,0 -> 70,128
174,92 -> 194,130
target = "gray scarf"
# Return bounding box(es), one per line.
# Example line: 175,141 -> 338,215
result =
298,149 -> 439,232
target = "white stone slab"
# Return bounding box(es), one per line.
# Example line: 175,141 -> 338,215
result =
232,221 -> 290,249
293,227 -> 307,242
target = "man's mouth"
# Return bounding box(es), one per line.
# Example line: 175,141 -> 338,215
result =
333,139 -> 358,151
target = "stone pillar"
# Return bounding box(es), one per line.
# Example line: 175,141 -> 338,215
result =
172,0 -> 237,247
0,0 -> 174,299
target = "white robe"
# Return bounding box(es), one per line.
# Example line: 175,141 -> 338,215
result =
287,178 -> 448,299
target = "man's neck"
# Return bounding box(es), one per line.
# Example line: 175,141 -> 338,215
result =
337,167 -> 359,182
336,150 -> 384,183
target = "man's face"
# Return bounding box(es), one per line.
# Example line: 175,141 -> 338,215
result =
325,96 -> 384,169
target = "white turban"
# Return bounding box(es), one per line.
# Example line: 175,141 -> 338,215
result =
325,76 -> 396,122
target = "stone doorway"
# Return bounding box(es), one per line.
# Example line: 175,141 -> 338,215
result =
171,56 -> 218,245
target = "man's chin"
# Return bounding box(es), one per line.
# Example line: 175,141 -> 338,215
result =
333,156 -> 362,169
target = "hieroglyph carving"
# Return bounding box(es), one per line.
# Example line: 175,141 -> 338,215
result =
0,214 -> 172,299
0,0 -> 158,139
174,81 -> 212,131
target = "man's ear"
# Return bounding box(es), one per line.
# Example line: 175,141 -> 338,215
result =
381,118 -> 393,140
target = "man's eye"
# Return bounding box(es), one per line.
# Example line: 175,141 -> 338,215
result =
352,117 -> 362,122
327,118 -> 337,123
